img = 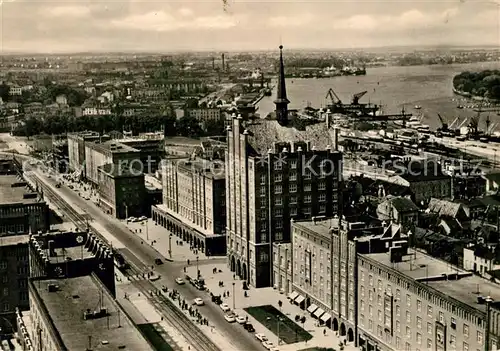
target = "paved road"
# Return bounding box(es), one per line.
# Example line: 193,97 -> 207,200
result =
35,171 -> 265,351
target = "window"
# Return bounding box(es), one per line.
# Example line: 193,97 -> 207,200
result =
275,185 -> 282,194
289,183 -> 297,193
417,333 -> 422,345
290,195 -> 297,204
369,290 -> 373,302
304,195 -> 312,203
427,322 -> 432,334
377,325 -> 383,337
275,231 -> 283,241
463,324 -> 469,337
319,193 -> 326,202
290,207 -> 297,215
406,294 -> 411,307
318,181 -> 326,190
319,205 -> 326,213
275,196 -> 282,206
290,172 -> 297,181
304,184 -> 311,192
396,337 -> 401,349
396,305 -> 400,317
450,335 -> 456,348
274,208 -> 283,217
451,317 -> 456,329
290,160 -> 297,169
406,311 -> 411,323
405,342 -> 411,351
274,161 -> 282,171
2,303 -> 9,312
2,288 -> 7,296
463,342 -> 469,351
396,320 -> 401,333
274,173 -> 282,182
378,279 -> 383,291
378,310 -> 382,322
260,175 -> 266,184
427,339 -> 432,349
477,331 -> 483,345
427,305 -> 433,318
406,326 -> 411,338
0,261 -> 6,270
439,311 -> 444,323
416,316 -> 422,329
417,300 -> 422,313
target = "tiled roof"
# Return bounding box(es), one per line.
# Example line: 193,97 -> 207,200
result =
428,198 -> 461,218
387,196 -> 419,212
244,119 -> 336,155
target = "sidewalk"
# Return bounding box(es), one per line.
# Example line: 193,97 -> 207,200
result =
187,263 -> 359,351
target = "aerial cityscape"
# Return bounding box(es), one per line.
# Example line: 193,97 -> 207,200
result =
0,1 -> 500,351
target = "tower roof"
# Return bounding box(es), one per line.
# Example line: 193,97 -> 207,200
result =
274,45 -> 290,105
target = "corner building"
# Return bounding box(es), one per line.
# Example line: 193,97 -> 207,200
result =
226,46 -> 343,288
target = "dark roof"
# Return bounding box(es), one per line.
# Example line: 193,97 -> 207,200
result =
388,197 -> 419,212
484,172 -> 500,183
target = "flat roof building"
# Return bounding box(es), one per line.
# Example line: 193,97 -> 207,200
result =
27,274 -> 154,351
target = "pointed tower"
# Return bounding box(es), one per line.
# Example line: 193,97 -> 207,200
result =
274,45 -> 290,126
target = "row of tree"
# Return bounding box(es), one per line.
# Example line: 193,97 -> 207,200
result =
13,113 -> 225,138
453,70 -> 500,99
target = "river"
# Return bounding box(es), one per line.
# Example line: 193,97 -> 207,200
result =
257,62 -> 500,130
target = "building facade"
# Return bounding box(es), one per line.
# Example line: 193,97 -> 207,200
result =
97,163 -> 146,219
185,108 -> 222,124
0,235 -> 30,332
225,47 -> 343,288
67,132 -> 103,173
357,246 -> 500,351
153,157 -> 226,256
84,140 -> 140,186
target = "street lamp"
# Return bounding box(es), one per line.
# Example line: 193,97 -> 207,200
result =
196,256 -> 199,278
168,234 -> 172,258
485,296 -> 493,351
232,282 -> 235,310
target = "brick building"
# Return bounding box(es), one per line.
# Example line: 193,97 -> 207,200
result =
225,46 -> 343,288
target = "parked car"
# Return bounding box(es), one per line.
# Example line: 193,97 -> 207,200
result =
255,333 -> 268,342
244,323 -> 255,332
149,274 -> 161,282
154,258 -> 163,265
224,313 -> 236,323
138,216 -> 147,221
220,303 -> 230,312
236,316 -> 246,324
175,277 -> 185,285
127,217 -> 136,222
262,341 -> 276,350
193,298 -> 204,306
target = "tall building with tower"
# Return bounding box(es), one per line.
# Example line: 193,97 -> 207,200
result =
225,46 -> 343,288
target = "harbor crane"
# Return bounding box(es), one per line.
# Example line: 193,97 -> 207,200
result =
352,91 -> 367,104
437,113 -> 448,131
326,88 -> 342,105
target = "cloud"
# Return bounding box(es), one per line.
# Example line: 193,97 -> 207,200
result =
47,6 -> 91,18
178,8 -> 193,17
268,14 -> 314,27
333,8 -> 461,31
111,11 -> 241,31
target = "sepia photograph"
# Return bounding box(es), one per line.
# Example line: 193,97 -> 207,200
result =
0,0 -> 499,350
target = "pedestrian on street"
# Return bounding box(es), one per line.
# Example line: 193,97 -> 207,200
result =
324,329 -> 326,336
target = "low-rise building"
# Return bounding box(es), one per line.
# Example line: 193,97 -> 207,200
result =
463,244 -> 500,276
153,157 -> 226,256
376,196 -> 419,234
97,163 -> 146,219
185,108 -> 222,124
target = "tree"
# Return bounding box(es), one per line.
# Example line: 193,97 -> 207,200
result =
0,84 -> 10,102
177,116 -> 202,137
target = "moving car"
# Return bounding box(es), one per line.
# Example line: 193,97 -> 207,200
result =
127,217 -> 136,222
224,313 -> 236,323
154,258 -> 163,265
193,298 -> 204,306
236,316 -> 246,324
175,277 -> 185,285
255,333 -> 268,342
138,216 -> 147,221
219,303 -> 230,312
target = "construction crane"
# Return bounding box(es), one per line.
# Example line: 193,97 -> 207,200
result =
437,113 -> 448,131
352,91 -> 367,104
326,88 -> 342,105
449,116 -> 460,129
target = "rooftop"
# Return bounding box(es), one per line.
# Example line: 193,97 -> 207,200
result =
176,158 -> 225,180
243,119 -> 338,155
293,218 -> 333,240
89,140 -> 139,154
0,234 -> 29,247
0,175 -> 41,205
363,249 -> 500,313
98,163 -> 144,178
32,275 -> 153,351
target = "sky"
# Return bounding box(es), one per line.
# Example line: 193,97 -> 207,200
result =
0,0 -> 499,53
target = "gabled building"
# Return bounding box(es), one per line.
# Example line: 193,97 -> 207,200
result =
376,196 -> 419,234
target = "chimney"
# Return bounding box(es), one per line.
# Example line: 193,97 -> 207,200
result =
222,53 -> 225,71
212,57 -> 215,70
333,125 -> 339,151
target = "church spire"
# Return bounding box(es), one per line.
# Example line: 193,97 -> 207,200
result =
274,45 -> 290,126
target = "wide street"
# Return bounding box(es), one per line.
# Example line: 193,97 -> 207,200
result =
32,169 -> 266,351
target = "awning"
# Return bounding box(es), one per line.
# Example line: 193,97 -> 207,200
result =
288,291 -> 299,300
307,304 -> 318,313
313,308 -> 325,318
295,295 -> 305,304
320,313 -> 332,323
